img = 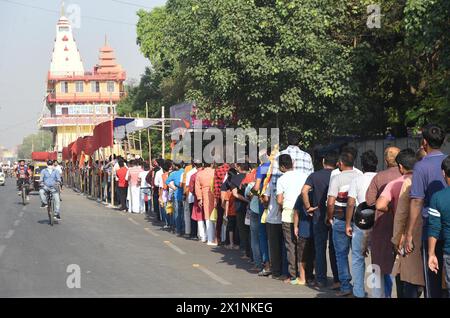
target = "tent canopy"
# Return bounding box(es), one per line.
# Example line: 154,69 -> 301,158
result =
113,117 -> 134,128
114,117 -> 162,140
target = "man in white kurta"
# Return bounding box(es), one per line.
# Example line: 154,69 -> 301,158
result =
126,161 -> 144,213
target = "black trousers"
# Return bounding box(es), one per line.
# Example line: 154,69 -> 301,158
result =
118,186 -> 127,210
216,199 -> 224,242
403,281 -> 422,298
152,189 -> 160,220
236,208 -> 251,257
189,203 -> 197,238
422,239 -> 445,298
266,223 -> 283,277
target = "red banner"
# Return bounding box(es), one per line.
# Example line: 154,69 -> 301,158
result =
93,120 -> 113,149
83,136 -> 97,156
65,120 -> 113,164
79,152 -> 86,168
70,138 -> 80,155
62,147 -> 70,161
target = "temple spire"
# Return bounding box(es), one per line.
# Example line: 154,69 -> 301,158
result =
50,4 -> 84,76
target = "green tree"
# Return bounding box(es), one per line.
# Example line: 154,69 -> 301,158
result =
137,0 -> 358,147
403,0 -> 450,129
17,131 -> 53,159
133,0 -> 449,149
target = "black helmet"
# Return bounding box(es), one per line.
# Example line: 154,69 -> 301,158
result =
354,202 -> 375,230
47,160 -> 53,166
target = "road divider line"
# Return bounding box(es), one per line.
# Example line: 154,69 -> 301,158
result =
144,227 -> 160,237
13,220 -> 20,227
193,264 -> 232,285
4,230 -> 14,239
0,245 -> 5,258
164,241 -> 186,255
128,218 -> 139,225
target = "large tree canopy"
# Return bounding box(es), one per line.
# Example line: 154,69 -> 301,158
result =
132,0 -> 449,147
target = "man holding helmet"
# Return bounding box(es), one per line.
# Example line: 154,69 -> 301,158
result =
39,160 -> 62,220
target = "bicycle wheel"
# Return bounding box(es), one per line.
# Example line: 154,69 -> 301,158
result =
22,186 -> 26,205
48,196 -> 54,226
52,195 -> 58,224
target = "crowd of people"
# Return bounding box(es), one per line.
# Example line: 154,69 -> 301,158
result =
63,123 -> 449,298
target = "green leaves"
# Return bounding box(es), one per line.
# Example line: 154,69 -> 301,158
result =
132,0 -> 448,149
17,131 -> 53,159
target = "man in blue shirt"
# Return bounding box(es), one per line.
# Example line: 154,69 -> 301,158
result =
293,194 -> 314,285
166,162 -> 185,236
301,151 -> 339,289
253,153 -> 271,277
428,156 -> 450,297
406,124 -> 447,298
39,160 -> 62,220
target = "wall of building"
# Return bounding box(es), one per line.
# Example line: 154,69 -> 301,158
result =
349,134 -> 449,171
48,80 -> 123,102
56,125 -> 95,152
53,80 -> 121,94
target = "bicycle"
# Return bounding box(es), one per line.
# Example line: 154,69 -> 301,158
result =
44,188 -> 60,226
18,180 -> 29,205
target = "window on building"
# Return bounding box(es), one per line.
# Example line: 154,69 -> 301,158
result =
91,81 -> 100,93
62,107 -> 69,115
61,82 -> 69,93
95,105 -> 108,114
75,81 -> 83,93
107,81 -> 115,93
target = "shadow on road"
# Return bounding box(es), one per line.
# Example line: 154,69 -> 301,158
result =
141,210 -> 337,297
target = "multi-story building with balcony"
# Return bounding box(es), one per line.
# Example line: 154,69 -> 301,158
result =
40,10 -> 126,152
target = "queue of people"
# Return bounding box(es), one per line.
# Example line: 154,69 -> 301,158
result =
62,124 -> 449,298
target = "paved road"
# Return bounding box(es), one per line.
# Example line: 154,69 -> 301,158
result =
0,180 -> 335,297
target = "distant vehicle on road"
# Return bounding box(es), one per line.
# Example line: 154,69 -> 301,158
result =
32,162 -> 47,191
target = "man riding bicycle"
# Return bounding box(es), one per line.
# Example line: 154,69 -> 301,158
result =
16,159 -> 31,201
39,160 -> 62,220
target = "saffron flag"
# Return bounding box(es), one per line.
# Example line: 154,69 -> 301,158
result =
62,147 -> 70,161
94,120 -> 113,149
83,136 -> 97,156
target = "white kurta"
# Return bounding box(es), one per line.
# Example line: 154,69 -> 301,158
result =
128,185 -> 141,213
126,169 -> 142,213
139,171 -> 149,213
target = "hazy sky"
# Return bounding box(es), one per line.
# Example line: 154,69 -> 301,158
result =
0,0 -> 166,149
